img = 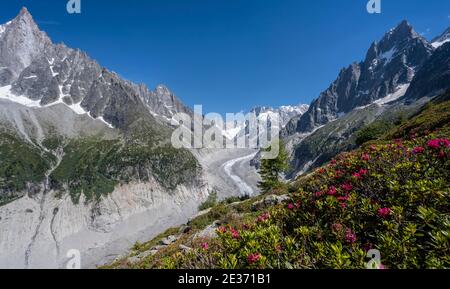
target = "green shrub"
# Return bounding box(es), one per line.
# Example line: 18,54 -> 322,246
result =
355,120 -> 393,145
0,132 -> 53,196
199,191 -> 218,211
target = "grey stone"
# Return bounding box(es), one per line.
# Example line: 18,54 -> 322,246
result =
179,244 -> 193,253
160,235 -> 179,246
252,194 -> 290,211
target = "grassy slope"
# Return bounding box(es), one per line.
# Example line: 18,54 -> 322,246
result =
0,131 -> 54,205
0,117 -> 201,205
288,101 -> 422,177
50,128 -> 201,204
107,99 -> 450,269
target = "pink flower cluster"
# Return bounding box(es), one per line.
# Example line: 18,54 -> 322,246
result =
345,229 -> 357,244
341,183 -> 353,192
287,203 -> 300,210
337,195 -> 349,202
257,212 -> 270,223
247,253 -> 261,264
201,242 -> 209,250
352,169 -> 368,180
412,146 -> 425,154
362,154 -> 371,161
378,207 -> 392,218
315,191 -> 324,198
427,138 -> 450,150
217,226 -> 227,234
327,186 -> 337,196
230,228 -> 240,239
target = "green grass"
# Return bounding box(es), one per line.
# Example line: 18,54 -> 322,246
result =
0,132 -> 53,201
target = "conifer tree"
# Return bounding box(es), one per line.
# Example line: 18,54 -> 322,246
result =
257,140 -> 289,193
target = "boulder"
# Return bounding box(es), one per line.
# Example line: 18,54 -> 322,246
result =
251,194 -> 290,211
160,235 -> 179,246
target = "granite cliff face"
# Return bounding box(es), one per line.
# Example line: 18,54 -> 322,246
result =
0,8 -> 191,129
284,21 -> 434,135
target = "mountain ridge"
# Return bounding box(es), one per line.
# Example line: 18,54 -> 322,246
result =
284,20 -> 435,136
0,7 -> 191,129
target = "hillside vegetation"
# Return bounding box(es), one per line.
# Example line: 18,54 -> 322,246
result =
105,99 -> 450,269
0,131 -> 54,205
0,119 -> 201,205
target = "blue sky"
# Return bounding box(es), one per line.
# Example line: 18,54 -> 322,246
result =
1,0 -> 449,114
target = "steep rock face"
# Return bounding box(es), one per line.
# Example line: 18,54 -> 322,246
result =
0,8 -> 53,81
285,20 -> 434,135
403,42 -> 450,101
0,8 -> 191,128
431,27 -> 450,48
135,84 -> 194,120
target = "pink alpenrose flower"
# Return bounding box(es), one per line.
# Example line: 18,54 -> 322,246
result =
378,207 -> 392,218
247,253 -> 261,264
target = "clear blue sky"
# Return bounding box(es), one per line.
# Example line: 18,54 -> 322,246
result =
1,0 -> 449,114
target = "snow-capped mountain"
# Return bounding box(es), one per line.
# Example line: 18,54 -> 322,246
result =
284,20 -> 435,135
0,8 -> 190,129
251,104 -> 309,127
220,104 -> 309,140
432,27 -> 450,49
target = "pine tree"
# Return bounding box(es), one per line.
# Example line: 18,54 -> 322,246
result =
257,140 -> 289,194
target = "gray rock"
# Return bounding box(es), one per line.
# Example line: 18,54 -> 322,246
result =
252,194 -> 290,211
159,235 -> 179,246
179,245 -> 193,253
150,245 -> 167,251
127,250 -> 156,264
193,220 -> 222,239
403,40 -> 450,102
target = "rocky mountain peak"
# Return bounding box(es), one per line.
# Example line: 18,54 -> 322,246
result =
156,84 -> 172,96
364,20 -> 429,64
432,27 -> 450,48
0,7 -> 53,78
285,20 -> 434,135
0,8 -> 193,128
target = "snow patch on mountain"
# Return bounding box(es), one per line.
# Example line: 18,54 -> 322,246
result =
380,47 -> 397,65
431,28 -> 450,49
0,85 -> 115,128
374,84 -> 410,105
432,38 -> 450,48
0,85 -> 41,107
0,21 -> 11,37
